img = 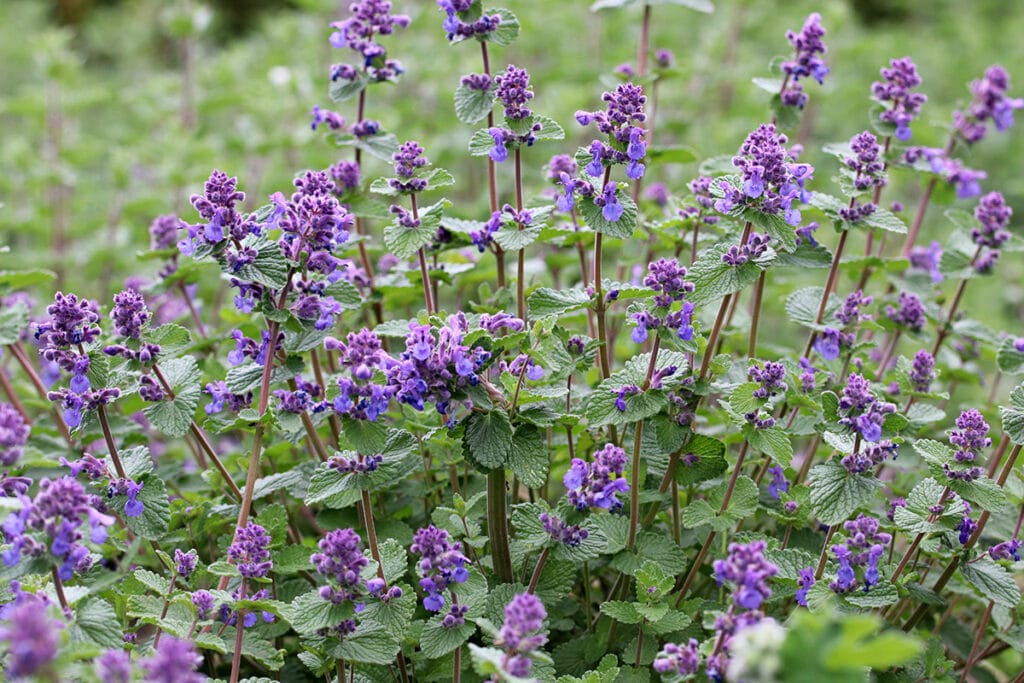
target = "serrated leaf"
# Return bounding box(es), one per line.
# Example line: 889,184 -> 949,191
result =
808,461 -> 880,526
329,72 -> 367,103
331,624 -> 400,665
228,238 -> 290,288
687,242 -> 773,306
72,598 -> 123,649
121,474 -> 170,540
786,286 -> 838,330
959,559 -> 1020,608
420,612 -> 476,657
487,8 -> 520,46
746,427 -> 793,467
675,434 -> 727,486
997,337 -> 1024,374
144,356 -> 201,437
578,188 -> 638,239
508,424 -> 549,489
454,81 -> 495,124
528,287 -> 591,319
0,301 -> 30,345
1000,383 -> 1024,445
601,601 -> 642,624
462,410 -> 513,470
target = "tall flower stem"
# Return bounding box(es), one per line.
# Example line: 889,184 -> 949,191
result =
675,442 -> 750,604
960,601 -> 995,683
410,194 -> 435,316
0,367 -> 30,423
932,247 -> 982,356
804,227 -> 850,357
353,89 -> 384,327
310,350 -> 342,446
527,547 -> 549,594
630,2 -> 652,204
814,525 -> 837,580
515,148 -> 527,322
229,579 -> 247,683
487,469 -> 514,583
748,271 -> 766,358
903,443 -> 1020,631
152,363 -> 242,501
699,295 -> 731,381
152,571 -> 178,648
96,405 -> 128,480
8,342 -> 73,447
177,280 -> 207,339
627,335 -> 661,549
875,330 -> 902,381
51,567 -> 69,613
480,42 -> 505,289
900,137 -> 955,257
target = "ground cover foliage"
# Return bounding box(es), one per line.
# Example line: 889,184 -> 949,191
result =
1,1 -> 1024,682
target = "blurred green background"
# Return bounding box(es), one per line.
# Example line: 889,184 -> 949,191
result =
2,0 -> 1023,339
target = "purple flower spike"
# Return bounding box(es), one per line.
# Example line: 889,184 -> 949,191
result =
712,540 -> 778,610
228,522 -> 273,579
496,593 -> 547,678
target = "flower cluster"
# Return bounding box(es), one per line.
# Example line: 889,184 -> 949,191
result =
837,373 -> 895,442
0,595 -> 62,679
678,176 -> 721,226
564,443 -> 629,511
311,528 -> 369,609
0,403 -> 30,467
539,512 -> 588,547
884,292 -> 926,333
139,636 -> 205,683
629,258 -> 696,344
438,0 -> 502,42
841,439 -> 899,474
714,124 -> 813,226
872,57 -> 927,140
276,171 -> 354,293
178,170 -> 259,260
971,191 -> 1012,273
2,476 -> 115,580
329,0 -> 408,84
273,377 -> 328,414
411,524 -> 469,611
814,326 -> 855,361
385,317 -> 490,424
749,361 -> 787,399
722,233 -> 772,268
228,522 -> 273,579
830,514 -> 891,593
780,13 -> 828,108
944,408 -> 990,481
653,639 -> 701,677
908,349 -> 935,392
953,64 -> 1024,144
713,540 -> 778,610
576,82 -> 648,180
841,131 -> 886,222
495,592 -> 547,678
204,381 -> 252,415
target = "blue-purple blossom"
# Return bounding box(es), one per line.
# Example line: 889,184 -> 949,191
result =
277,171 -> 353,282
829,514 -> 891,593
310,105 -> 345,131
954,65 -> 1024,144
95,648 -> 132,683
872,57 -> 927,140
713,540 -> 778,610
837,373 -> 895,443
988,538 -> 1021,561
139,635 -> 205,683
311,528 -> 369,605
814,327 -> 853,361
108,478 -> 145,518
780,13 -> 828,108
972,191 -> 1012,248
653,639 -> 700,676
841,439 -> 899,474
2,476 -> 115,580
885,292 -> 926,333
714,124 -> 813,226
495,65 -> 534,120
438,1 -> 501,42
577,83 -> 647,180
273,377 -> 328,414
539,512 -> 588,547
596,182 -> 624,222
767,466 -> 789,499
0,596 -> 62,679
949,409 -> 991,463
411,525 -> 469,611
835,290 -> 874,326
908,350 -> 935,392
174,549 -> 198,579
564,443 -> 629,511
192,590 -> 215,620
496,592 -> 547,678
204,381 -> 252,415
795,567 -> 815,606
0,403 -> 30,467
228,522 -> 273,579
909,241 -> 944,283
957,505 -> 977,546
109,289 -> 150,340
749,361 -> 787,398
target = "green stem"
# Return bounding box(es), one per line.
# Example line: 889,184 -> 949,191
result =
487,470 -> 514,583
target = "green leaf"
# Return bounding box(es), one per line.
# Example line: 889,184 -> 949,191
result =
647,145 -> 697,164
454,80 -> 495,124
123,474 -> 170,540
585,383 -> 666,428
494,223 -> 542,251
339,416 -> 389,454
331,624 -> 400,665
528,287 -> 591,319
329,71 -> 367,103
786,286 -> 837,330
611,531 -> 685,575
72,598 -> 123,649
824,624 -> 921,668
728,382 -> 762,415
0,269 -> 56,293
487,8 -> 520,46
384,222 -> 436,259
808,461 -> 880,526
462,410 -> 513,470
997,337 -> 1024,374
578,188 -> 638,239
601,601 -> 642,624
862,206 -> 907,234
842,582 -> 900,608
468,128 -> 495,157
687,242 -> 773,306
143,356 -> 201,437
508,424 -> 549,489
746,427 -> 793,467
999,383 -> 1024,445
531,114 -> 566,142
959,559 -> 1021,608
674,434 -> 727,486
420,612 -> 476,657
305,431 -> 419,507
0,301 -> 29,345
290,590 -> 356,635
227,238 -> 290,288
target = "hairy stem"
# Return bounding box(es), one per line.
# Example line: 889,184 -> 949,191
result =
487,469 -> 514,583
527,547 -> 549,594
